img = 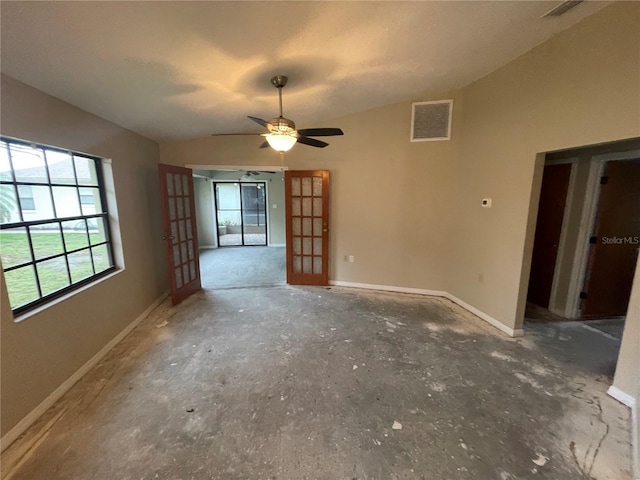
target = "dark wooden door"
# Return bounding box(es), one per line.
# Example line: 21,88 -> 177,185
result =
527,163 -> 572,308
581,159 -> 640,318
159,164 -> 201,305
284,170 -> 329,285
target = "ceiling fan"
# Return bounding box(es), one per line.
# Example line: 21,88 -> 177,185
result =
234,170 -> 277,179
213,75 -> 344,152
244,170 -> 277,176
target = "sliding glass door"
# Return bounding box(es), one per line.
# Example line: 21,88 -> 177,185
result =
214,182 -> 267,247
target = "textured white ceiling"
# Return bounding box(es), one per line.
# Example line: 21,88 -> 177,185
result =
1,1 -> 608,142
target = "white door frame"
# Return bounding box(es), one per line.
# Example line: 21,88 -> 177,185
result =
186,164 -> 288,172
543,157 -> 578,316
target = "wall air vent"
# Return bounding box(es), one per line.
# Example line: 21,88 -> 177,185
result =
410,100 -> 453,142
542,0 -> 583,18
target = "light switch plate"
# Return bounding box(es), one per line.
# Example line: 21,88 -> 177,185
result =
482,198 -> 492,208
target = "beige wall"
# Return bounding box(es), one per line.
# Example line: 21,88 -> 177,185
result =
449,2 -> 640,330
613,258 -> 640,475
194,177 -> 216,247
160,94 -> 462,289
0,74 -> 167,436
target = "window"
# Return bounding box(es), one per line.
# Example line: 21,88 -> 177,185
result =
0,137 -> 116,315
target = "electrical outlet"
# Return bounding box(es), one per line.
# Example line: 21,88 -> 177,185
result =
482,198 -> 492,208
349,255 -> 355,263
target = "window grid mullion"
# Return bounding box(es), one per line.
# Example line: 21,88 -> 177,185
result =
77,207 -> 97,273
3,240 -> 112,273
25,226 -> 43,299
43,150 -> 60,221
0,180 -> 87,188
58,221 -> 73,286
0,212 -> 109,230
87,238 -> 96,276
6,145 -> 24,224
71,154 -> 81,187
71,153 -> 82,207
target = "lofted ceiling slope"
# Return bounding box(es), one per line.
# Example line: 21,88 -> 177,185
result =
0,1 -> 609,142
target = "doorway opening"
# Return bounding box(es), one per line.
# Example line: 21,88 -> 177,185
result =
191,167 -> 287,289
524,138 -> 640,380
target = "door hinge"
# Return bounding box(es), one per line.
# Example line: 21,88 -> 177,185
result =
579,291 -> 588,299
589,236 -> 598,244
600,176 -> 609,185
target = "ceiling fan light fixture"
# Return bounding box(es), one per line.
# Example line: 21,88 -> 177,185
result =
240,75 -> 343,152
265,133 -> 297,152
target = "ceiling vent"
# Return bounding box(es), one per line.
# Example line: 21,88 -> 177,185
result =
542,1 -> 583,18
410,100 -> 453,142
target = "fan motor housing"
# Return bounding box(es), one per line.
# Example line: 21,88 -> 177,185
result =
270,75 -> 288,88
268,117 -> 296,135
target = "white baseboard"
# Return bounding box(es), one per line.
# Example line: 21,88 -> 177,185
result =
607,386 -> 640,479
330,280 -> 446,298
0,291 -> 169,453
269,243 -> 286,247
607,385 -> 637,409
633,398 -> 639,480
444,293 -> 522,337
199,245 -> 217,250
329,281 -> 521,337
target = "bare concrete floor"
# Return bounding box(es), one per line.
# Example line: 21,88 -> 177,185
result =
2,287 -> 632,479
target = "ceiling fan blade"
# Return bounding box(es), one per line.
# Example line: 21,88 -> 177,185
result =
259,141 -> 270,149
297,136 -> 329,148
297,128 -> 344,137
248,116 -> 269,128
